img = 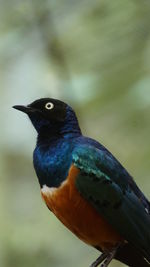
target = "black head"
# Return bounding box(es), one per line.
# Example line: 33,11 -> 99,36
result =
13,98 -> 81,137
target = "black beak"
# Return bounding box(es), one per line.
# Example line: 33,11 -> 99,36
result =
13,105 -> 34,114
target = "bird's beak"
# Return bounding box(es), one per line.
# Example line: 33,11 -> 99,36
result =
13,105 -> 34,114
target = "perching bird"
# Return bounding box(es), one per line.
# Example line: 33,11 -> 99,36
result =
13,98 -> 150,267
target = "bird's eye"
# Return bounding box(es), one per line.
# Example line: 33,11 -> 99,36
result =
45,102 -> 54,110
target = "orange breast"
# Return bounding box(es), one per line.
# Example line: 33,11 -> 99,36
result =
41,165 -> 123,251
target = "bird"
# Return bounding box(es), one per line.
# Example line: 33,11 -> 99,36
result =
13,98 -> 150,267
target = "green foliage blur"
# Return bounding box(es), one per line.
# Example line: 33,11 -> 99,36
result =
1,1 -> 150,266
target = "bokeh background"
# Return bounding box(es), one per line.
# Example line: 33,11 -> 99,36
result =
1,1 -> 150,266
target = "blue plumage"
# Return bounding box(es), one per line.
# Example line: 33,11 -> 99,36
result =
33,139 -> 73,188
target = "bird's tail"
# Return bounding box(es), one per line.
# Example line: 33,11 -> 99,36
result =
115,243 -> 150,267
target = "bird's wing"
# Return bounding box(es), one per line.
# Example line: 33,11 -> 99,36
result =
72,144 -> 150,261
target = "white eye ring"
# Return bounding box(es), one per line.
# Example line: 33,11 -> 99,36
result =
45,102 -> 54,110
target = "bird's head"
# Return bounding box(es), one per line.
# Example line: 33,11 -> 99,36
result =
13,98 -> 81,138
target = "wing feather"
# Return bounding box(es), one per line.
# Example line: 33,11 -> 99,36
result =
73,145 -> 150,262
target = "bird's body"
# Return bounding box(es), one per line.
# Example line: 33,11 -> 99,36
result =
41,165 -> 122,250
13,98 -> 150,267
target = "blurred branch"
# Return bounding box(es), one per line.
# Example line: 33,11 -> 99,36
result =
30,2 -> 72,83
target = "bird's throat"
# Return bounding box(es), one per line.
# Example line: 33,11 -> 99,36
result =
33,137 -> 74,188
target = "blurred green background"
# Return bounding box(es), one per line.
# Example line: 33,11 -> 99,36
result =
1,1 -> 150,266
